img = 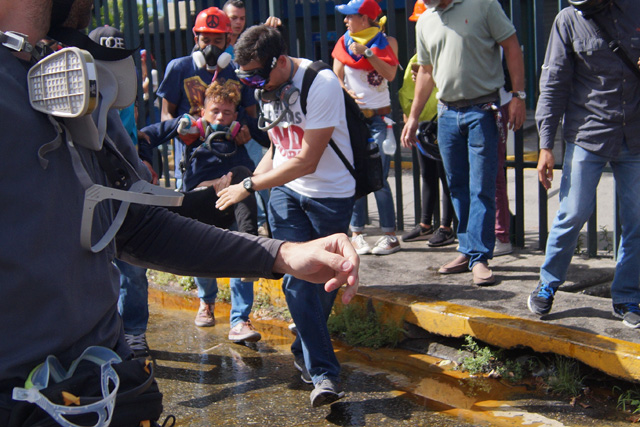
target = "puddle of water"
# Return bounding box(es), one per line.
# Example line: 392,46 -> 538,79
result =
148,288 -> 629,427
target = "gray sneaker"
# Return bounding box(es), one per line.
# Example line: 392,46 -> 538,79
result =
293,354 -> 312,384
310,379 -> 345,407
124,333 -> 149,358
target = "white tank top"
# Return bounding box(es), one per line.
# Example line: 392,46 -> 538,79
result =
343,66 -> 390,110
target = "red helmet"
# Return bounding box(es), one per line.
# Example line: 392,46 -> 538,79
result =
193,7 -> 231,36
409,0 -> 426,21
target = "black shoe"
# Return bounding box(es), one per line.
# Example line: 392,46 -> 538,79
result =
613,303 -> 640,328
527,282 -> 556,316
310,379 -> 345,407
294,355 -> 312,384
401,224 -> 434,242
428,227 -> 455,247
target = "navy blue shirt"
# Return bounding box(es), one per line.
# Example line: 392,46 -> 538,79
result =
535,0 -> 640,157
156,56 -> 257,180
140,118 -> 255,191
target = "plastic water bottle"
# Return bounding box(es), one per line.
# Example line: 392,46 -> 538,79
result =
367,137 -> 380,158
382,116 -> 397,155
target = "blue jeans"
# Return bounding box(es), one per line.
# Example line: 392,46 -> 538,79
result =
115,259 -> 149,336
229,278 -> 255,327
350,115 -> 396,233
437,103 -> 498,267
541,142 -> 640,304
268,186 -> 353,384
195,277 -> 218,304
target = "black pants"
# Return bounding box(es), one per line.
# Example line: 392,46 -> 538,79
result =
170,165 -> 258,235
417,152 -> 454,228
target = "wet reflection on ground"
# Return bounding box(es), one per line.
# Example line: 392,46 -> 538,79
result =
147,292 -> 631,427
146,301 -> 475,426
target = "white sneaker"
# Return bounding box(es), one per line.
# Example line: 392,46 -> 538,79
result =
351,234 -> 371,255
371,235 -> 401,255
494,240 -> 513,256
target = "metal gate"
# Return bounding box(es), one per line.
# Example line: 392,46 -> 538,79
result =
89,0 -> 618,256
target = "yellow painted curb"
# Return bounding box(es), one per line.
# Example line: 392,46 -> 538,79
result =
354,287 -> 640,382
174,277 -> 640,382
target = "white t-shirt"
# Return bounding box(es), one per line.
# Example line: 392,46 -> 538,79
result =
343,66 -> 390,110
262,58 -> 355,198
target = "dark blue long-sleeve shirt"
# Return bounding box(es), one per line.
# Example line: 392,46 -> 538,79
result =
535,0 -> 640,157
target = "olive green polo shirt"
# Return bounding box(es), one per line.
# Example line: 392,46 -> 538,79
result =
416,0 -> 516,103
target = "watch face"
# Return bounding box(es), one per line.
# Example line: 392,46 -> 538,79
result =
243,178 -> 252,191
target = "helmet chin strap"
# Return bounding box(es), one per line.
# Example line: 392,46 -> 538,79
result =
50,0 -> 76,30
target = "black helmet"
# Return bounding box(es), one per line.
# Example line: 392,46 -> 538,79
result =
568,0 -> 613,16
416,120 -> 440,162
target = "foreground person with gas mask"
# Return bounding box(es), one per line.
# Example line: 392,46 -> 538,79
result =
216,25 -> 356,408
527,0 -> 640,326
0,1 -> 360,425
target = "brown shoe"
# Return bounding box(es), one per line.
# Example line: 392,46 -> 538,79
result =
438,254 -> 470,274
194,300 -> 215,327
472,262 -> 495,286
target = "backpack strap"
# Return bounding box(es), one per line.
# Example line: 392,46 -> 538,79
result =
300,61 -> 331,116
299,61 -> 355,178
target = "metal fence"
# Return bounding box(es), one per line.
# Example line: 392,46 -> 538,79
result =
90,0 -> 618,257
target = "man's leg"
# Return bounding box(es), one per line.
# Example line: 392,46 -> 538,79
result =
530,143 -> 606,315
228,277 -> 261,342
115,259 -> 150,357
269,186 -> 352,405
540,143 -> 605,288
437,104 -> 471,268
194,277 -> 218,327
610,145 -> 640,307
465,104 -> 498,267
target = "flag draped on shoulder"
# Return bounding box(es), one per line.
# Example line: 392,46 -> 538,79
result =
332,28 -> 400,71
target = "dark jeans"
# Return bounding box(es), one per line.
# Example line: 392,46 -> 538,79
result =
170,165 -> 257,235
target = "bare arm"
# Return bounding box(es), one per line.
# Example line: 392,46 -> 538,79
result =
348,36 -> 399,82
333,58 -> 363,103
161,98 -> 177,121
500,34 -> 526,131
215,127 -> 333,210
400,64 -> 435,146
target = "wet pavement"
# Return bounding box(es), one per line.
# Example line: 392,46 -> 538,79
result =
147,292 -> 634,427
147,299 -> 478,427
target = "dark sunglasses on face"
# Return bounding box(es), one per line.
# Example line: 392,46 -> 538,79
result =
236,57 -> 276,88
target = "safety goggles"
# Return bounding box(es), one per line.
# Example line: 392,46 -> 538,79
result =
236,57 -> 276,88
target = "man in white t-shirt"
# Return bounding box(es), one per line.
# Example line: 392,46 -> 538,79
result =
216,25 -> 355,407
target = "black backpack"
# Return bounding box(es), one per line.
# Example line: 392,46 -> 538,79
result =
300,61 -> 384,200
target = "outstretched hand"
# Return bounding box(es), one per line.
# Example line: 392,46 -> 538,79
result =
216,182 -> 250,210
273,234 -> 360,304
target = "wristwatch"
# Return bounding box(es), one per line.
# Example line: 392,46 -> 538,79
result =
363,48 -> 373,58
242,177 -> 255,193
511,90 -> 527,100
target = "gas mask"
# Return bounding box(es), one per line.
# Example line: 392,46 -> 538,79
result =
193,44 -> 231,72
254,58 -> 300,131
6,30 -> 183,253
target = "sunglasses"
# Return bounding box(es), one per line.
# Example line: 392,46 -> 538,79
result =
236,57 -> 277,88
